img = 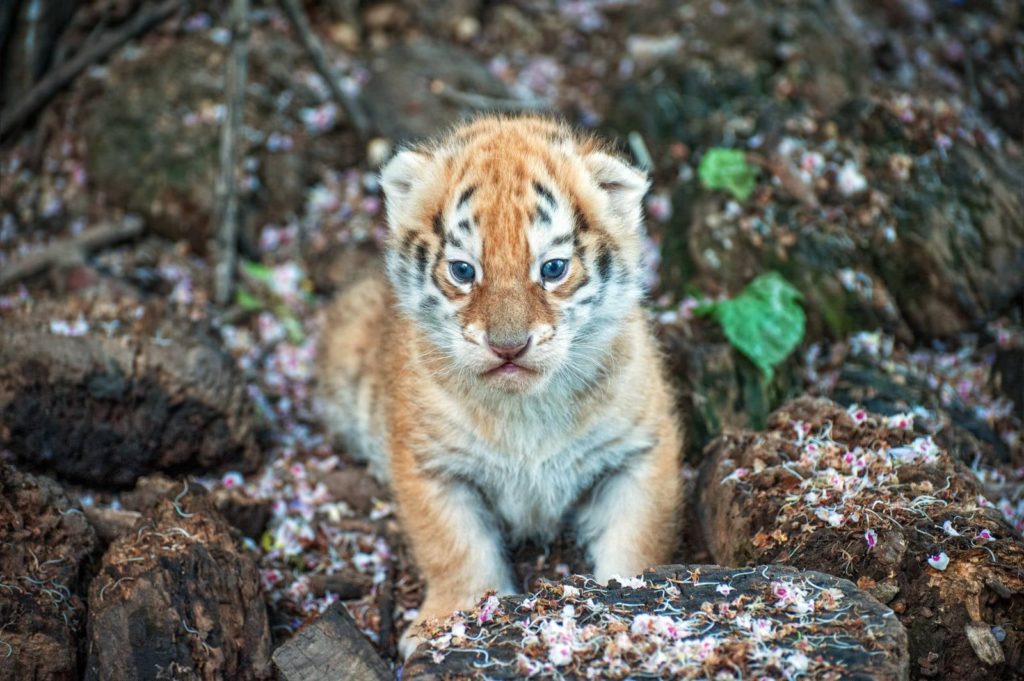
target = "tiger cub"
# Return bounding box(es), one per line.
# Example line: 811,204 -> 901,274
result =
317,116 -> 682,656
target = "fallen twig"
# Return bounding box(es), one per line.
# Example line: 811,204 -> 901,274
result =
277,0 -> 370,137
212,0 -> 250,306
0,0 -> 185,142
0,216 -> 143,291
434,83 -> 549,112
747,152 -> 820,208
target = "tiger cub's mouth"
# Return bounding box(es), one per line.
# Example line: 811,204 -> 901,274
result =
484,361 -> 535,377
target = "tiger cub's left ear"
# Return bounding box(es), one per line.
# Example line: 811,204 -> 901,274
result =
584,152 -> 650,229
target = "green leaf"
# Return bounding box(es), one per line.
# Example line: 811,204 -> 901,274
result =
240,260 -> 274,284
712,272 -> 804,380
235,287 -> 265,311
281,314 -> 305,344
698,148 -> 759,201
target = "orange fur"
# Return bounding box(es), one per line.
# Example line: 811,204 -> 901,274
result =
317,116 -> 683,657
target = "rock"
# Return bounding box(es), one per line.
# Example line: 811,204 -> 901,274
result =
80,31 -> 356,252
0,464 -> 97,681
839,101 -> 1024,339
272,601 -> 391,681
699,397 -> 1024,679
361,39 -> 510,141
604,2 -> 1023,344
84,480 -> 272,680
0,302 -> 262,488
812,338 -> 1021,467
405,564 -> 909,680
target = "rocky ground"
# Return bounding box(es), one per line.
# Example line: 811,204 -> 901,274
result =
1,0 -> 1022,679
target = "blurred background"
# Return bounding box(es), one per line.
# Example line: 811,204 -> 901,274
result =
0,0 -> 1022,670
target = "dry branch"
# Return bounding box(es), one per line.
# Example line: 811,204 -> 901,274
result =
277,0 -> 370,137
434,83 -> 548,112
0,216 -> 143,291
212,0 -> 251,306
0,0 -> 184,141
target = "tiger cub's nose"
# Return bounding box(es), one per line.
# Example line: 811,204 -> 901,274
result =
487,335 -> 532,361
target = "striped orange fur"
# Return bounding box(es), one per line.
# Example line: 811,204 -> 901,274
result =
317,116 -> 683,656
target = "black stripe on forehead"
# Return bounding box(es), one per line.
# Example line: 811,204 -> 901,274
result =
457,219 -> 471,233
536,206 -> 551,225
457,186 -> 476,208
533,181 -> 556,208
432,213 -> 444,239
551,233 -> 573,246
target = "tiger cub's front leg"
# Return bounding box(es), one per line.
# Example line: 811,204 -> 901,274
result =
576,433 -> 682,584
392,449 -> 516,658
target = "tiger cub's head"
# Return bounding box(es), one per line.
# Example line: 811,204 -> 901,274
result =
381,116 -> 650,394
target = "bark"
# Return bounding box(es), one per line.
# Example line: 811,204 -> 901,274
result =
404,564 -> 909,680
699,397 -> 1024,680
0,311 -> 262,488
84,481 -> 272,680
0,464 -> 97,681
272,602 -> 391,681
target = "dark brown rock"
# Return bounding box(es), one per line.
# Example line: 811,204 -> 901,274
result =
405,564 -> 909,680
0,464 -> 97,681
84,480 -> 272,680
699,397 -> 1024,680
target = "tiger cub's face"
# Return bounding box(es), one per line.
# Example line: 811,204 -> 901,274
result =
380,117 -> 650,394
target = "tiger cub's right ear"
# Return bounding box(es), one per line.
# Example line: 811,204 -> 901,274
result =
380,148 -> 431,228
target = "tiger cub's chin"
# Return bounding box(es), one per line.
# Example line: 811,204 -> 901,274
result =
317,115 -> 683,658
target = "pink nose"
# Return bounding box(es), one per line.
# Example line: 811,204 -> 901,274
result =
487,336 -> 531,361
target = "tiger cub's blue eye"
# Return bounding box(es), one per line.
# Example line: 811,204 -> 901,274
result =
541,259 -> 568,282
449,261 -> 476,283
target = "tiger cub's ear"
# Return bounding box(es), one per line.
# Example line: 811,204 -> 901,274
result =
584,151 -> 650,229
380,148 -> 432,228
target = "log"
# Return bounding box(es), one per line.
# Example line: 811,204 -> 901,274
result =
404,564 -> 909,680
84,480 -> 272,680
0,307 -> 262,487
0,464 -> 97,681
699,397 -> 1024,680
272,602 -> 391,681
